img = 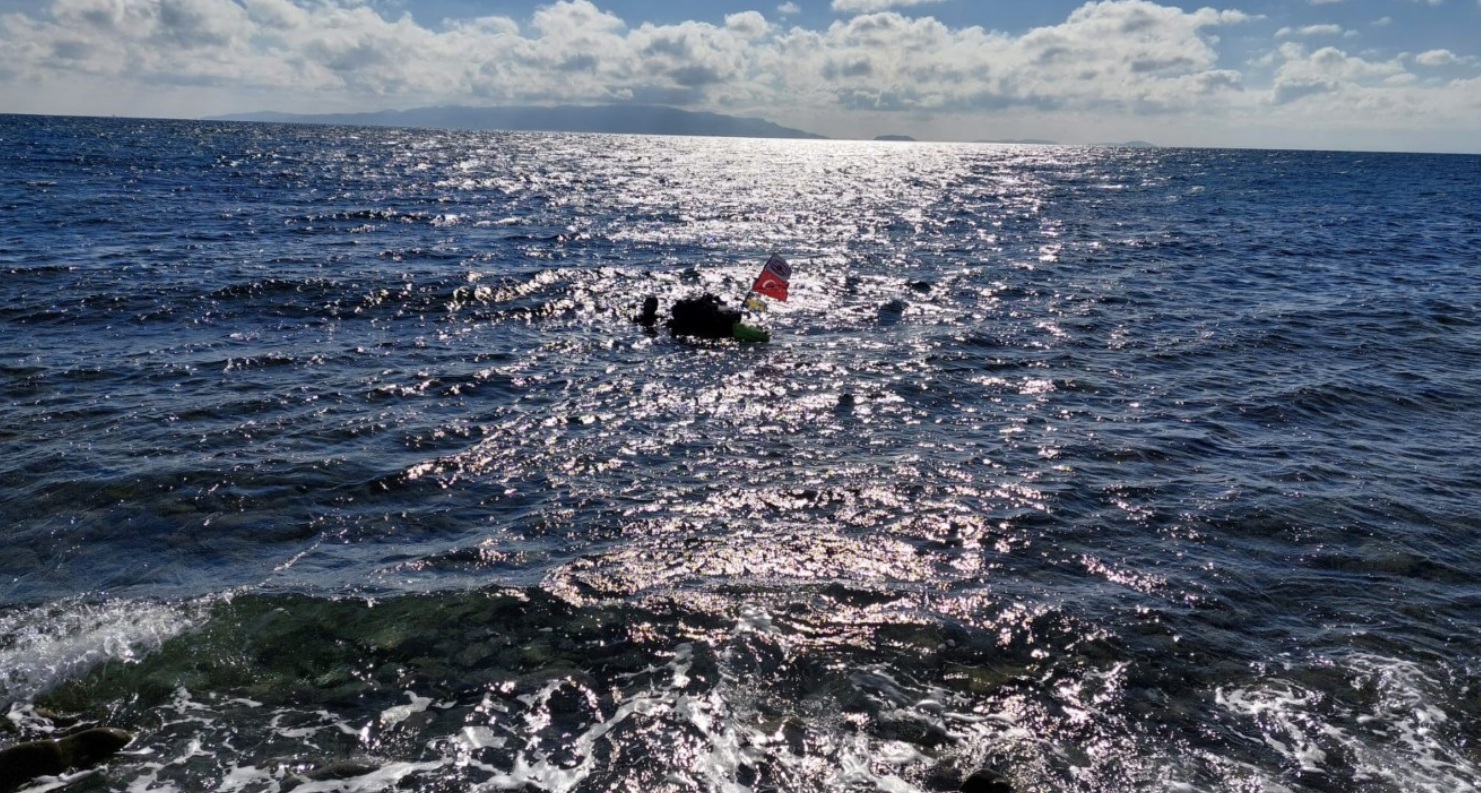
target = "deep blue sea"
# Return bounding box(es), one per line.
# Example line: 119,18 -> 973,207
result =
3,113 -> 1481,792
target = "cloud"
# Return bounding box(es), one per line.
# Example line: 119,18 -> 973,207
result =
771,1 -> 1255,118
1414,49 -> 1458,66
1267,43 -> 1418,112
1276,24 -> 1345,38
777,2 -> 802,17
0,0 -> 1476,150
1272,77 -> 1337,104
725,11 -> 770,38
831,0 -> 948,14
1249,40 -> 1481,152
7,0 -> 1237,121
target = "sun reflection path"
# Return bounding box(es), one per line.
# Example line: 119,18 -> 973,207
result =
347,135 -> 1185,662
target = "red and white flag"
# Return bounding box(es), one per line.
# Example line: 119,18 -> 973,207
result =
750,254 -> 791,301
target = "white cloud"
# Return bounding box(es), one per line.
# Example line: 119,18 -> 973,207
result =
244,0 -> 311,31
777,2 -> 802,16
831,0 -> 947,14
531,1 -> 623,38
1267,43 -> 1428,116
782,1 -> 1255,117
1276,24 -> 1345,38
1414,48 -> 1457,66
0,0 -> 1256,119
0,0 -> 1476,150
725,11 -> 770,38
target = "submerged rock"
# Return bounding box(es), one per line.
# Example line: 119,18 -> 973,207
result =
31,708 -> 80,729
960,767 -> 1013,793
303,758 -> 381,780
877,299 -> 907,326
274,757 -> 383,792
0,727 -> 133,792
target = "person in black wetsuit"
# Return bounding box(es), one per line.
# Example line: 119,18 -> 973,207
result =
668,294 -> 741,339
634,296 -> 660,329
635,294 -> 740,339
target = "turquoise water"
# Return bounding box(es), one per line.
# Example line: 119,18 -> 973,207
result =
3,114 -> 1481,791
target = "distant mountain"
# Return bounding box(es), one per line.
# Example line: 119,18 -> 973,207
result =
874,134 -> 916,142
975,138 -> 1059,145
207,104 -> 825,140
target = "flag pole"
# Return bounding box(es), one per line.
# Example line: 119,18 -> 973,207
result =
732,253 -> 788,344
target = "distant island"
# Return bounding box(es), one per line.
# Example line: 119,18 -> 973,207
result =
207,104 -> 825,140
874,134 -> 916,142
976,138 -> 1059,145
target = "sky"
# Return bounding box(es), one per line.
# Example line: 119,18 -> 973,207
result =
0,0 -> 1478,152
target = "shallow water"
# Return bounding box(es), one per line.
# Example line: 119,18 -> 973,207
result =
3,114 -> 1481,791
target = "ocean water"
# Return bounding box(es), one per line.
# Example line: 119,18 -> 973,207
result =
2,113 -> 1481,792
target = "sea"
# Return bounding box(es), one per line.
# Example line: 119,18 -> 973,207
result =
2,113 -> 1480,793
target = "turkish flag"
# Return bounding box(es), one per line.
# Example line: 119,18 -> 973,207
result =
751,254 -> 791,301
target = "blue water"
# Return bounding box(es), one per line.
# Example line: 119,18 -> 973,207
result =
3,113 -> 1481,792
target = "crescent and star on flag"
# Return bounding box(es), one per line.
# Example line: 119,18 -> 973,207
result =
749,253 -> 791,305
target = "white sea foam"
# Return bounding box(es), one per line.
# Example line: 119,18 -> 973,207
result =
0,596 -> 208,702
379,692 -> 433,727
1215,653 -> 1480,793
452,611 -> 950,793
35,599 -> 1452,793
